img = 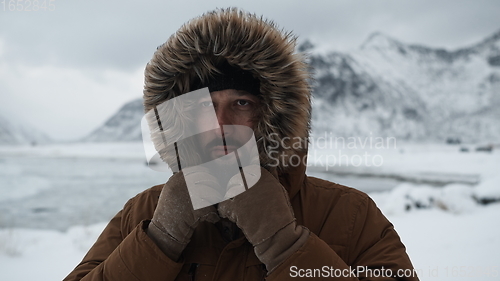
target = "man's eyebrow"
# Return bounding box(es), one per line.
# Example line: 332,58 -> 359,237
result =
234,90 -> 259,99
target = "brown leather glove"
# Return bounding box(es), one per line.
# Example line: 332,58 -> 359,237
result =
218,166 -> 309,273
147,169 -> 221,261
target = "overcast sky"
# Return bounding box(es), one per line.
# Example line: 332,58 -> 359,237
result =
1,0 -> 499,141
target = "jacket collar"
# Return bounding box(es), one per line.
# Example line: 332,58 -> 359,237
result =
278,150 -> 307,200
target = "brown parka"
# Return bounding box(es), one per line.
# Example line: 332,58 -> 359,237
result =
64,8 -> 419,281
64,162 -> 419,280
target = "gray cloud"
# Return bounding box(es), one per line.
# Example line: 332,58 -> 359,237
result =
1,0 -> 499,140
2,0 -> 499,71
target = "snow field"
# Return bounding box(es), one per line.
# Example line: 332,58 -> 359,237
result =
0,142 -> 498,280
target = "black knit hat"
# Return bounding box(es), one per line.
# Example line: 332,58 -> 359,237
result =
204,61 -> 261,95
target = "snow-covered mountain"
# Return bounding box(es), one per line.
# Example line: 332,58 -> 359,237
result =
0,113 -> 51,145
308,30 -> 500,142
84,30 -> 500,143
82,99 -> 143,142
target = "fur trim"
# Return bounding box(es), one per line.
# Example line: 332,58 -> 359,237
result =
143,8 -> 312,171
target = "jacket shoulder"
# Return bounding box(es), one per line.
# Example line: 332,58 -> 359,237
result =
300,176 -> 404,267
305,175 -> 370,202
298,176 -> 376,246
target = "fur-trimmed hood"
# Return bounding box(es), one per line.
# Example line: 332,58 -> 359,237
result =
143,8 -> 312,172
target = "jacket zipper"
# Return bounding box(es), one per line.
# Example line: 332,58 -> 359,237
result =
188,263 -> 199,281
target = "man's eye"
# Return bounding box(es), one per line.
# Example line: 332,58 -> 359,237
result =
236,100 -> 250,106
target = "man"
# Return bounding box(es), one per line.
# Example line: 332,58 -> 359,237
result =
64,8 -> 419,280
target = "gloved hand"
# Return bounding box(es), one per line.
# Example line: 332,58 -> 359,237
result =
147,168 -> 221,261
218,166 -> 309,273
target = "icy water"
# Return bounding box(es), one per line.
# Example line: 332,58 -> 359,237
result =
0,156 -> 170,231
0,155 -> 398,231
307,171 -> 400,193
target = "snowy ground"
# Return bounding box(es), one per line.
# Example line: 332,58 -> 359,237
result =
0,142 -> 499,280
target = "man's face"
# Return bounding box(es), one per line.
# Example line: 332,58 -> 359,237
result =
195,89 -> 260,160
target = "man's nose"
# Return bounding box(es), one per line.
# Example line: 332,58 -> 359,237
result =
215,106 -> 232,126
214,106 -> 234,138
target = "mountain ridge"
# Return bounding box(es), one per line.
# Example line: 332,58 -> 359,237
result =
0,113 -> 51,145
83,29 -> 500,144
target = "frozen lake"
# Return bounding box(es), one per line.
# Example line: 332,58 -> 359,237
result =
0,142 -> 497,231
0,154 -> 400,231
0,155 -> 170,230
